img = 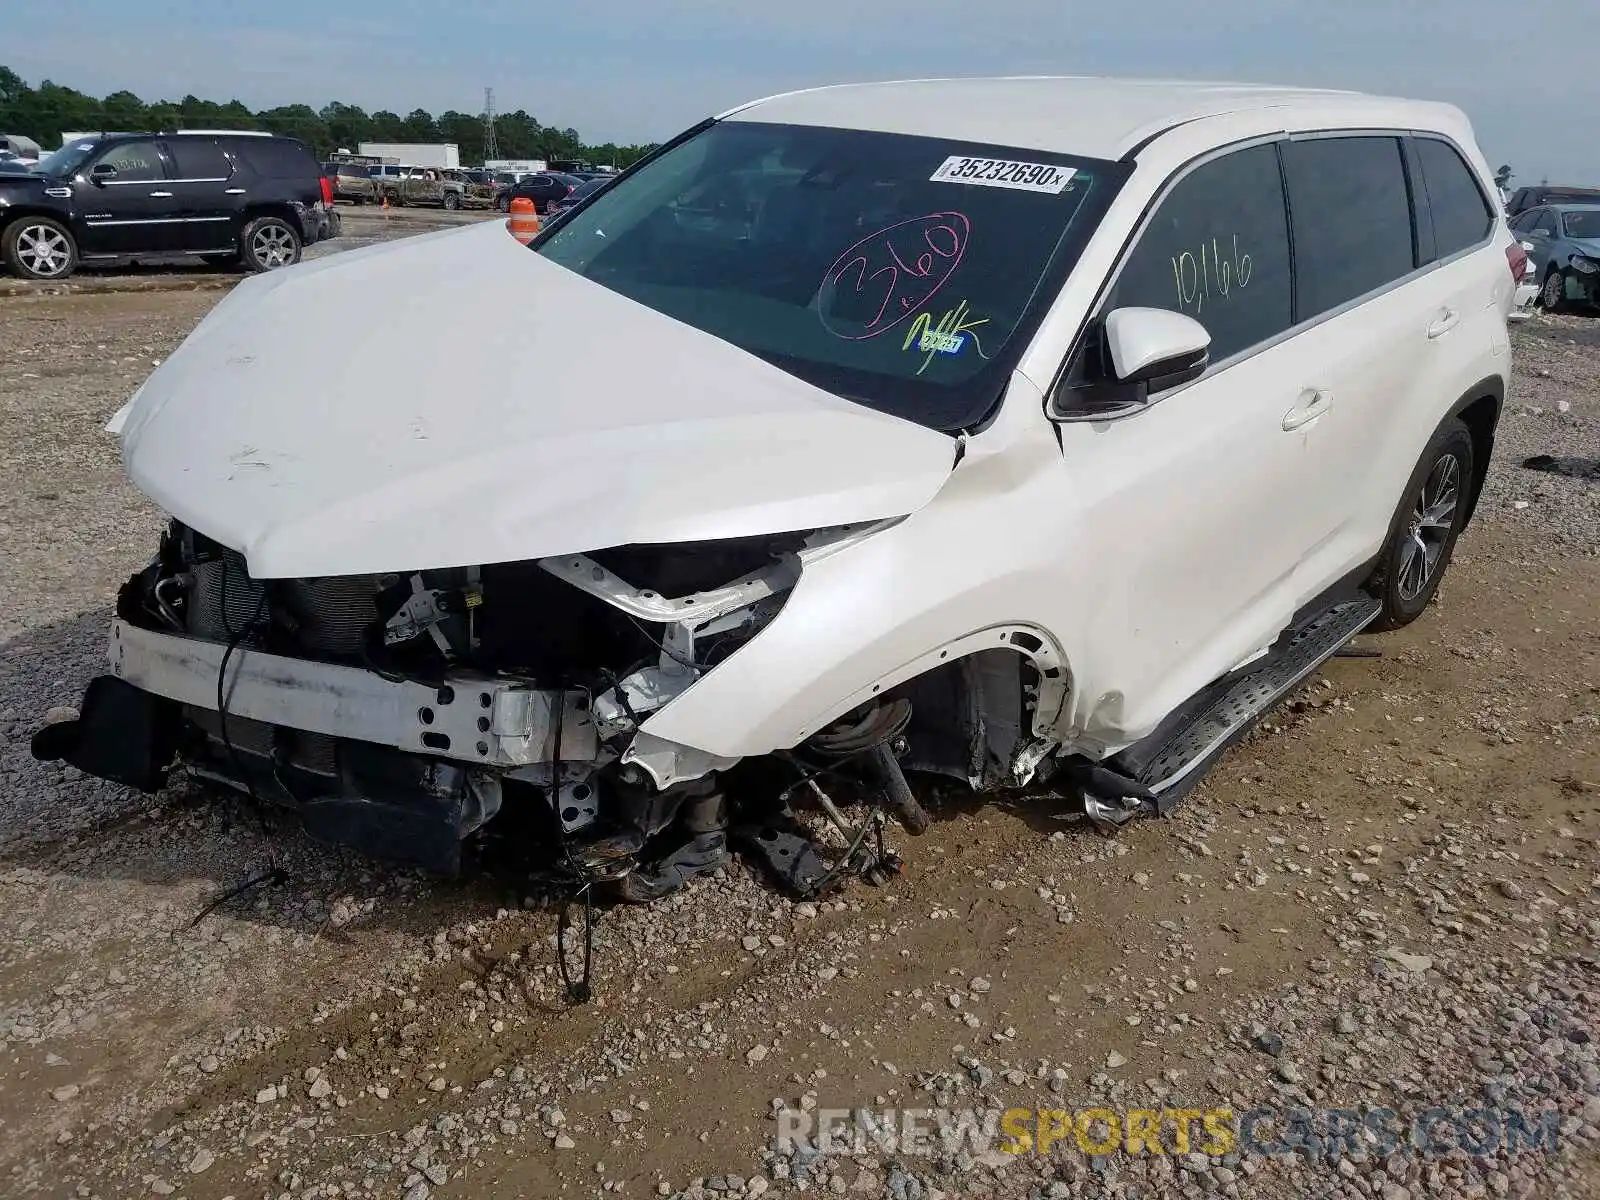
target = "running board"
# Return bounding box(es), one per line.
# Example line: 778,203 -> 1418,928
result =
1109,596 -> 1382,811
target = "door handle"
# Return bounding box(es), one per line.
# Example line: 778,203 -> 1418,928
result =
1427,307 -> 1460,338
149,191 -> 173,197
224,188 -> 246,195
1282,388 -> 1333,431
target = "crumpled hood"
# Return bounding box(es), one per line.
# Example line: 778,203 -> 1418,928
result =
116,220 -> 956,578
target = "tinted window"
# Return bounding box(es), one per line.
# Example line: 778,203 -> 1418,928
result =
1509,210 -> 1536,234
96,140 -> 163,182
538,119 -> 1126,430
1103,143 -> 1291,363
1282,136 -> 1415,317
1415,139 -> 1491,256
165,138 -> 231,179
232,137 -> 318,179
1531,210 -> 1558,237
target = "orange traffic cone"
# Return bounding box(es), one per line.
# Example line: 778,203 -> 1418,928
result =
507,197 -> 540,245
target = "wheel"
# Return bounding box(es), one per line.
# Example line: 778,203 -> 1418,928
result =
1365,418 -> 1474,631
3,216 -> 79,281
497,194 -> 511,213
1540,267 -> 1566,313
240,216 -> 302,272
442,191 -> 461,211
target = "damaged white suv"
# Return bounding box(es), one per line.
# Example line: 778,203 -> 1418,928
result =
36,78 -> 1522,900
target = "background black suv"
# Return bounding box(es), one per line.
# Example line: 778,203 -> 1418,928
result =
0,131 -> 339,281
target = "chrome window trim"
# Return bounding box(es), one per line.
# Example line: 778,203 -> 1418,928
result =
1049,127 -> 1500,423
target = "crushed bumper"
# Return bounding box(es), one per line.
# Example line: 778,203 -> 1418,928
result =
103,619 -> 595,769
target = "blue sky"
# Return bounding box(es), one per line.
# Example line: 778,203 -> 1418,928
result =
14,0 -> 1599,183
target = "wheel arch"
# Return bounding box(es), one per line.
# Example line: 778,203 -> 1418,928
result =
241,202 -> 306,238
1448,375 -> 1503,531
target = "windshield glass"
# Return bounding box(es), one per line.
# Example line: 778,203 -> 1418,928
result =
534,120 -> 1126,431
1562,209 -> 1600,240
35,140 -> 100,179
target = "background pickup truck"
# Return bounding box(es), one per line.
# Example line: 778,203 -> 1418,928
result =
374,168 -> 472,210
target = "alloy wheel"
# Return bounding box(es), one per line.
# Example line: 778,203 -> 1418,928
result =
1542,270 -> 1564,311
251,225 -> 297,269
16,223 -> 72,278
1396,453 -> 1460,602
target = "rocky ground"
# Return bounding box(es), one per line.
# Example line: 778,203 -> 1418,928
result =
0,258 -> 1595,1200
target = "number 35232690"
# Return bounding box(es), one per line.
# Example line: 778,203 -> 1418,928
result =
928,156 -> 1078,194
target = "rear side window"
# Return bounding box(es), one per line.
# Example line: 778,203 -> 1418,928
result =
231,137 -> 318,180
1282,136 -> 1415,318
165,138 -> 232,180
1415,138 -> 1492,256
1104,143 -> 1292,363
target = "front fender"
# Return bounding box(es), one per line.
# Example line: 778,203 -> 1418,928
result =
641,372 -> 1076,759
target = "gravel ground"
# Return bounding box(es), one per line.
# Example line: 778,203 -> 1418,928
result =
0,262 -> 1595,1200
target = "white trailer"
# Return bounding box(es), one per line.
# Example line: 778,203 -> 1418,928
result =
359,142 -> 460,170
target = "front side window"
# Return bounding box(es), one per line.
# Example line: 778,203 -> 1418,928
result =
1531,210 -> 1558,237
1415,138 -> 1492,256
95,140 -> 164,182
536,119 -> 1126,431
1281,136 -> 1415,318
1102,142 -> 1292,364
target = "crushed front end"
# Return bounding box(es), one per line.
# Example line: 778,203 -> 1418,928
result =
32,520 -> 908,889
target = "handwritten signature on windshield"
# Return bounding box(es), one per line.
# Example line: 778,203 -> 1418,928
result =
901,300 -> 990,375
818,213 -> 970,340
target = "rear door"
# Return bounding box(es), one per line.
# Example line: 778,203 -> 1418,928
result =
74,138 -> 177,256
159,136 -> 238,252
1272,133 -> 1443,584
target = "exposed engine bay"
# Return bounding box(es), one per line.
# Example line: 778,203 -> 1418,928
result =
34,518 -> 1055,907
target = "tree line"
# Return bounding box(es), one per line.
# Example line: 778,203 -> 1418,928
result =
0,65 -> 658,168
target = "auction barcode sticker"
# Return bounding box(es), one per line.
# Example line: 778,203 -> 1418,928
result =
929,156 -> 1077,194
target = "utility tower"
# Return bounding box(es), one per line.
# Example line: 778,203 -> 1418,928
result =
482,87 -> 500,163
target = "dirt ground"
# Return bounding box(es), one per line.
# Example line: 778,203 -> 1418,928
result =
0,261 -> 1596,1200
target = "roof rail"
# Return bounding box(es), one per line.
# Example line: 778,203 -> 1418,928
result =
166,129 -> 275,137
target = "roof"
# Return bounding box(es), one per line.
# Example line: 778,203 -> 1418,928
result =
720,76 -> 1450,161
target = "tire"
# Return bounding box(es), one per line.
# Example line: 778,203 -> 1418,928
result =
240,216 -> 302,273
1541,267 -> 1566,313
443,191 -> 461,211
1365,418 -> 1474,631
3,216 -> 79,281
497,194 -> 511,213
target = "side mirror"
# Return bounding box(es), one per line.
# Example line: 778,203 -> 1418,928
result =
1049,307 -> 1211,422
89,162 -> 117,184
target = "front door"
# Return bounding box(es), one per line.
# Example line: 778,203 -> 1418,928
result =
1051,140 -> 1323,740
74,139 -> 177,257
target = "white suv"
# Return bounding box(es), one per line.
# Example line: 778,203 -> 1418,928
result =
43,78 -> 1520,898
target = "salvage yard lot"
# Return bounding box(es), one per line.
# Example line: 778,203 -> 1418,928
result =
0,255 -> 1597,1199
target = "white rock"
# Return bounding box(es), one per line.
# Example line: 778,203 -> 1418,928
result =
187,1149 -> 215,1174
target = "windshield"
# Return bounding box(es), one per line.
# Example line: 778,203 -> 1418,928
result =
35,140 -> 100,179
1562,209 -> 1600,240
534,120 -> 1126,431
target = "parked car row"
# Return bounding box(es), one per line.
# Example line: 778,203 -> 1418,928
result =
1,130 -> 339,281
1502,186 -> 1600,315
320,160 -> 616,214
